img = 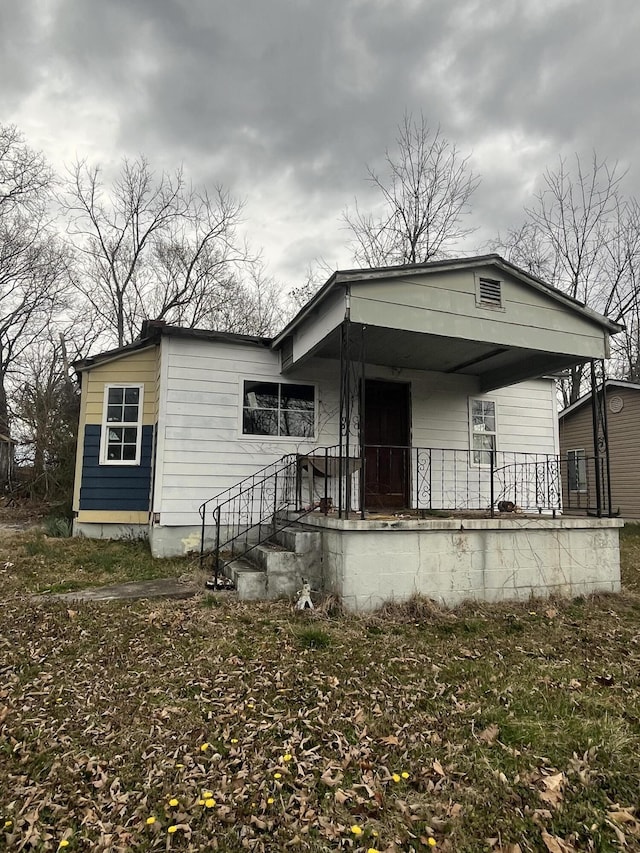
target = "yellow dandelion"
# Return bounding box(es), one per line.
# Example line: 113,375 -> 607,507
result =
205,798 -> 216,808
350,825 -> 363,836
247,703 -> 255,709
367,849 -> 380,853
392,773 -> 401,783
198,799 -> 205,806
401,771 -> 409,779
4,820 -> 12,828
145,816 -> 156,825
202,790 -> 213,799
58,842 -> 70,850
230,738 -> 239,744
283,753 -> 292,762
273,772 -> 282,779
168,825 -> 178,834
168,798 -> 179,807
200,742 -> 210,752
267,797 -> 274,804
428,838 -> 437,848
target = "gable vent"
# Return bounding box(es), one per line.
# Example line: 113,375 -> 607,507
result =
478,277 -> 502,307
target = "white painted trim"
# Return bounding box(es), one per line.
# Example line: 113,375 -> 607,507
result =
566,447 -> 588,493
99,383 -> 144,466
152,338 -> 171,514
468,395 -> 498,466
550,379 -> 560,456
237,376 -> 319,441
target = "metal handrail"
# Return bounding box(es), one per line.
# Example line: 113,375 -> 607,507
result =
199,444 -> 342,584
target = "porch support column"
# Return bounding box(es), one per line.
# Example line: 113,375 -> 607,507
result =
589,359 -> 612,517
359,325 -> 366,520
338,315 -> 352,518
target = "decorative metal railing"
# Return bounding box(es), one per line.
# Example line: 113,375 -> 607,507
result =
365,446 -> 563,514
198,445 -> 344,585
199,445 -> 613,586
559,453 -> 613,516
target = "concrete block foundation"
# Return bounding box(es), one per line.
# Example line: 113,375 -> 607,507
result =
302,514 -> 623,612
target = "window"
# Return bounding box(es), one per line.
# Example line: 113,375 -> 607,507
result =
567,449 -> 587,492
476,276 -> 503,308
100,384 -> 143,464
470,398 -> 497,465
242,381 -> 315,438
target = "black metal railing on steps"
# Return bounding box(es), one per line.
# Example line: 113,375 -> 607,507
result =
199,445 -> 343,586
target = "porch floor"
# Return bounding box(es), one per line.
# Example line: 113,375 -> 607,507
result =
297,507 -> 602,523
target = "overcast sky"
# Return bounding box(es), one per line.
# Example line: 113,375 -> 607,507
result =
2,0 -> 640,290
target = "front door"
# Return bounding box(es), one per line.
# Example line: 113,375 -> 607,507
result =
363,380 -> 410,508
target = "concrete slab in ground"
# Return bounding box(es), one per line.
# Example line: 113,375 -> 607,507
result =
44,578 -> 199,603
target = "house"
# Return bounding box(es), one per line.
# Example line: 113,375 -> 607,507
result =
73,254 -> 624,610
559,379 -> 640,519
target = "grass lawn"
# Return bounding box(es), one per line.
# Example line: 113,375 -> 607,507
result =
1,525 -> 640,852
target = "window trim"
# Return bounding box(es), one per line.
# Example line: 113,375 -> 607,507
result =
566,448 -> 587,493
239,377 -> 318,441
475,273 -> 505,311
469,397 -> 498,466
99,383 -> 144,466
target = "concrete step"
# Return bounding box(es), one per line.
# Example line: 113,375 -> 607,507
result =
274,524 -> 322,554
226,556 -> 267,600
220,520 -> 325,602
253,542 -> 299,572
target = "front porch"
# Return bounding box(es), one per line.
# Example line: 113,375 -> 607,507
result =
201,443 -> 623,610
219,508 -> 622,611
297,511 -> 623,611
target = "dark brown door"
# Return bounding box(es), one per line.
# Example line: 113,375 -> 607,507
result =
364,380 -> 410,508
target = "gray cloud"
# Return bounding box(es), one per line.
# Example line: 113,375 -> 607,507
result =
2,0 -> 640,287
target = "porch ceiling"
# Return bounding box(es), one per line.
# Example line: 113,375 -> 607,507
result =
308,324 -> 586,391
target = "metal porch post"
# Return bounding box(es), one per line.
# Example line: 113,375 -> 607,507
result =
338,320 -> 344,518
590,359 -> 613,516
343,317 -> 351,517
359,325 -> 366,520
589,359 -> 612,517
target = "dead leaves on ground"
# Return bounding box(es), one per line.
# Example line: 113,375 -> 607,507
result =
2,578 -> 640,851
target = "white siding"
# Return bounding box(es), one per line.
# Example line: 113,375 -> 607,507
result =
155,338 -> 340,525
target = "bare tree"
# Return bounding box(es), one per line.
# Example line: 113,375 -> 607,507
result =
343,113 -> 480,267
495,153 -> 640,406
61,156 -> 257,347
12,331 -> 80,503
0,125 -> 71,488
0,124 -> 52,216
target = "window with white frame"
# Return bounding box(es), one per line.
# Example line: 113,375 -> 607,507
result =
567,448 -> 587,492
100,384 -> 144,464
242,380 -> 315,438
470,398 -> 497,464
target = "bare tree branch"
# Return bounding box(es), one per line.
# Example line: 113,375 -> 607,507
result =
493,152 -> 640,405
60,157 -> 270,346
343,113 -> 480,266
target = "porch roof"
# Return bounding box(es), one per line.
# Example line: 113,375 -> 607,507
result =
276,255 -> 622,391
